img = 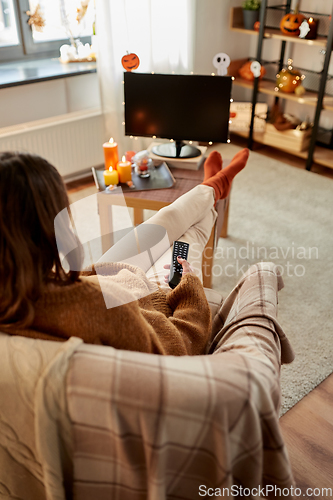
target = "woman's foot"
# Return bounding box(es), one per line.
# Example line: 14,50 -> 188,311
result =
202,148 -> 249,200
203,151 -> 223,181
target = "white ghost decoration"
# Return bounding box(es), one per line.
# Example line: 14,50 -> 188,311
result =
299,20 -> 310,38
250,61 -> 262,78
212,52 -> 231,76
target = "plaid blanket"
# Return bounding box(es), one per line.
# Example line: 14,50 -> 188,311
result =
66,263 -> 295,500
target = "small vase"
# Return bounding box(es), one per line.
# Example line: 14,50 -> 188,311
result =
243,9 -> 259,30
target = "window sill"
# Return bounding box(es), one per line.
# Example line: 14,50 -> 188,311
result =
0,57 -> 97,89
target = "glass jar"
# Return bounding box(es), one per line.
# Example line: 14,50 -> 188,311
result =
134,156 -> 154,178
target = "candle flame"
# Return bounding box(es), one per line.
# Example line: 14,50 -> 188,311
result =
109,137 -> 114,144
122,155 -> 126,162
309,17 -> 313,22
109,166 -> 113,171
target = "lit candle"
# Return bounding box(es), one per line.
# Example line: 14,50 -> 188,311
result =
103,137 -> 119,170
103,166 -> 119,186
117,156 -> 132,183
306,17 -> 318,40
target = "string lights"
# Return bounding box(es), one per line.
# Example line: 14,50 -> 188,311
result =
121,71 -> 233,147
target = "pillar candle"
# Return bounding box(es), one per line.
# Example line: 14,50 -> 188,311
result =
305,17 -> 319,40
117,156 -> 132,183
103,167 -> 119,186
103,137 -> 119,170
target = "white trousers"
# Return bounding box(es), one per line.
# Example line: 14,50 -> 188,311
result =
98,184 -> 217,290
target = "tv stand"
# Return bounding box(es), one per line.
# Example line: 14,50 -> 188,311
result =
152,140 -> 201,159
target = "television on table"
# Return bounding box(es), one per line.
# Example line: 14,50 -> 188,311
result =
124,72 -> 232,159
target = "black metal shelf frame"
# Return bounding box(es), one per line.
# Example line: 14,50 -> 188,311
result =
247,0 -> 333,170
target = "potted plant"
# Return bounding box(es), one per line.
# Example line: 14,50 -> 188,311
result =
242,0 -> 261,30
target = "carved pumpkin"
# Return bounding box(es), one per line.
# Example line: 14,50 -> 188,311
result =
122,52 -> 140,71
238,61 -> 266,81
280,9 -> 305,36
276,68 -> 301,93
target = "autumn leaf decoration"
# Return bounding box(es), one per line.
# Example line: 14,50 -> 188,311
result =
76,0 -> 90,23
26,4 -> 45,32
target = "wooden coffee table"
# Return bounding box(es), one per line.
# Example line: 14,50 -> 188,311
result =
95,163 -> 229,288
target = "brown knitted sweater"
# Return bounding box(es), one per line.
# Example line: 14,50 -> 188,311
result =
4,262 -> 212,356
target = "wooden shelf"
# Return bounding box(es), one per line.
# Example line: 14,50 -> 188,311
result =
230,7 -> 329,48
231,130 -> 333,169
231,76 -> 333,111
229,5 -> 333,171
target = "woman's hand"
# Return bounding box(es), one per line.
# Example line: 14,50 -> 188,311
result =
163,256 -> 194,284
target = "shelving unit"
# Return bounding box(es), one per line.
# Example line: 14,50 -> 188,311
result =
230,7 -> 328,46
233,75 -> 333,110
229,3 -> 333,171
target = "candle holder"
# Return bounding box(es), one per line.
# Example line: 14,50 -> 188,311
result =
134,157 -> 155,178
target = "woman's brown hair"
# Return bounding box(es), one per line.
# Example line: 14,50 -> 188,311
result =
0,152 -> 82,327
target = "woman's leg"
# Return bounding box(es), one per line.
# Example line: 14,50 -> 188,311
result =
97,184 -> 216,277
143,184 -> 215,244
97,148 -> 249,283
208,262 -> 295,368
145,191 -> 217,287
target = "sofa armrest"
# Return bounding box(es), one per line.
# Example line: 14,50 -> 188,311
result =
204,287 -> 223,319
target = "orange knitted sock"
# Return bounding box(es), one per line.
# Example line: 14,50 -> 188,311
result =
203,151 -> 223,181
203,148 -> 249,200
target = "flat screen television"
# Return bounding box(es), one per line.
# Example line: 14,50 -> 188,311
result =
124,72 -> 232,159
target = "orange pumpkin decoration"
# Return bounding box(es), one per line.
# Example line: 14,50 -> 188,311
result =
122,52 -> 140,72
238,61 -> 266,81
280,6 -> 305,36
254,21 -> 260,31
276,68 -> 301,93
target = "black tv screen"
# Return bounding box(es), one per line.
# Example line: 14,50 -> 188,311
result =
124,72 -> 232,145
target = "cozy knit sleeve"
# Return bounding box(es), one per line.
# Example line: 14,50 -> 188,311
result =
6,268 -> 211,357
93,288 -> 211,357
88,264 -> 211,356
137,273 -> 211,356
166,273 -> 212,355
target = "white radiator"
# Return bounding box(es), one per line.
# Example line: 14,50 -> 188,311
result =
0,108 -> 105,178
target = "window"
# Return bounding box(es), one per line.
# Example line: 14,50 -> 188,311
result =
0,0 -> 20,47
0,0 -> 95,62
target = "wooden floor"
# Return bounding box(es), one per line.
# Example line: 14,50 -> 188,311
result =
66,139 -> 333,497
280,375 -> 333,498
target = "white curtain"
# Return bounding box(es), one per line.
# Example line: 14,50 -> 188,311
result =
95,0 -> 196,154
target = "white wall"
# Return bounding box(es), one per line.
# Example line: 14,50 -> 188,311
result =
0,72 -> 101,129
0,72 -> 103,178
194,0 -> 255,102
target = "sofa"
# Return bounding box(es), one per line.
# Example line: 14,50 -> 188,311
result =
0,261 -> 295,500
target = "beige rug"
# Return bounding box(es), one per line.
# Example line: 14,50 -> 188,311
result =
68,145 -> 333,415
212,144 -> 333,415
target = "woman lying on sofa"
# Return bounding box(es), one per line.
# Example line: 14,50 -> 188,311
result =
0,149 -> 251,356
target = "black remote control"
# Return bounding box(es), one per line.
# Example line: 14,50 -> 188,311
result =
168,240 -> 190,289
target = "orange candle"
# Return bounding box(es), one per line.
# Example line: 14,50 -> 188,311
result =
103,137 -> 119,170
103,167 -> 119,186
117,156 -> 132,183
